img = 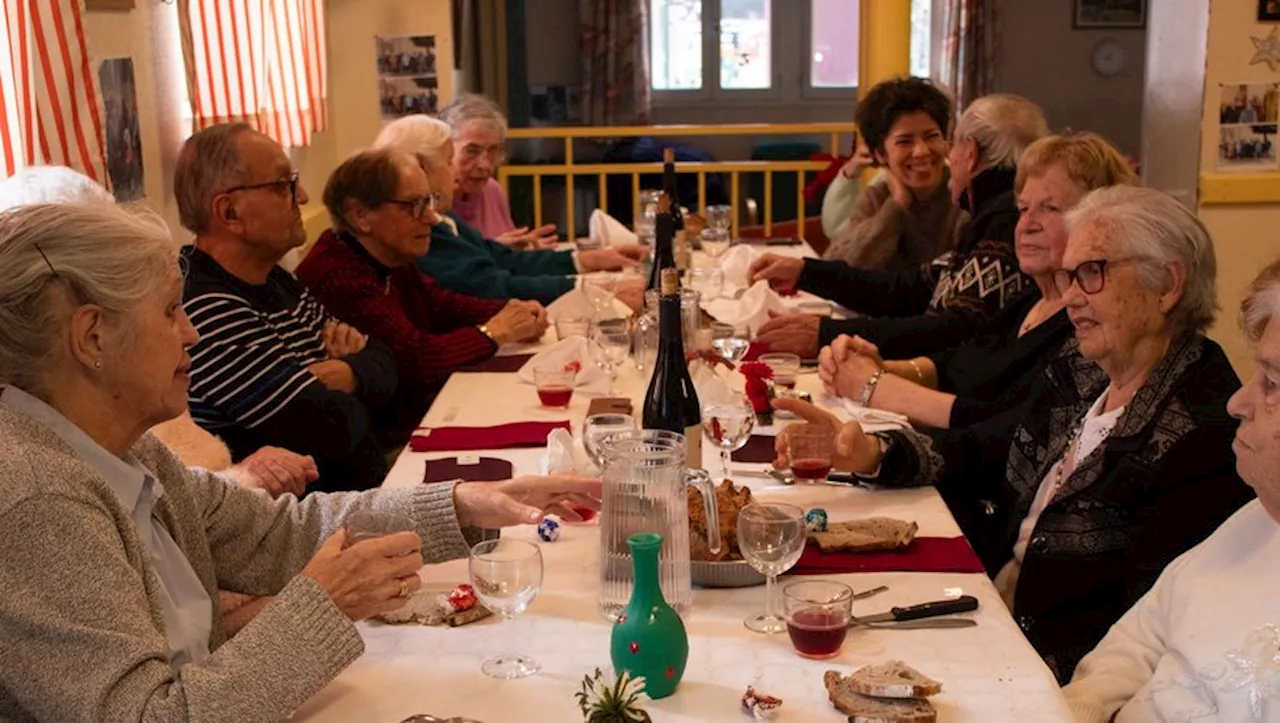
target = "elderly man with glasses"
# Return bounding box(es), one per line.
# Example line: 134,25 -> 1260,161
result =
175,124 -> 407,493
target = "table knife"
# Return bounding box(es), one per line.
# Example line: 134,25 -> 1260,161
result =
854,594 -> 979,624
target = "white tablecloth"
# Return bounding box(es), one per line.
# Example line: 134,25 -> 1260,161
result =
290,245 -> 1073,723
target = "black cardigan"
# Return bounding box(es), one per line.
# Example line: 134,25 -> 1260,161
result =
928,290 -> 1074,428
875,333 -> 1254,682
798,167 -> 1031,358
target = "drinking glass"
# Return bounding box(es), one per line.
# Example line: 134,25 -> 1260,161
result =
468,539 -> 544,679
582,413 -> 638,469
689,267 -> 725,300
737,503 -> 807,634
555,316 -> 590,340
701,396 -> 756,479
533,367 -> 576,408
710,321 -> 750,363
786,424 -> 835,484
782,579 -> 854,659
699,228 -> 731,259
582,274 -> 617,321
594,324 -> 632,394
705,204 -> 733,233
343,510 -> 415,544
759,352 -> 801,389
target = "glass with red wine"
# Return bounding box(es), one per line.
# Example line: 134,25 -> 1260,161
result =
533,367 -> 576,408
759,352 -> 800,389
786,424 -> 835,484
782,579 -> 854,659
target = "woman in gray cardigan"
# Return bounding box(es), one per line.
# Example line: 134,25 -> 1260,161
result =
0,202 -> 600,722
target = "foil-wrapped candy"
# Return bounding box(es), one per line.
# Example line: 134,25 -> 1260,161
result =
537,516 -> 561,542
805,508 -> 829,533
741,686 -> 783,721
447,583 -> 477,612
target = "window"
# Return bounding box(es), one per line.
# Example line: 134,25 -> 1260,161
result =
651,0 -> 932,103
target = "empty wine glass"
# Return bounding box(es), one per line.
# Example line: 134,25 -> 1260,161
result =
699,228 -> 731,259
468,539 -> 544,679
594,324 -> 632,394
737,503 -> 807,634
688,267 -> 725,300
710,321 -> 750,363
582,413 -> 638,469
701,395 -> 756,479
582,274 -> 617,321
705,204 -> 732,233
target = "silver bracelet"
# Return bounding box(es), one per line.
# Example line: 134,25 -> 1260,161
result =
859,368 -> 885,407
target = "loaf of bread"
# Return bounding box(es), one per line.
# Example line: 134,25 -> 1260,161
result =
688,479 -> 753,561
809,517 -> 918,554
824,665 -> 940,723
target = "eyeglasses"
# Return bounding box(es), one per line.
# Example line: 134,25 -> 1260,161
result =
383,193 -> 439,219
460,143 -> 505,165
222,171 -> 300,205
1052,256 -> 1146,296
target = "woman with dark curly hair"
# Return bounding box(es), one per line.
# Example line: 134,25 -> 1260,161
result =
823,76 -> 964,271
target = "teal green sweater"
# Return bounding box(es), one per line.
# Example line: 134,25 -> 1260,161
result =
415,212 -> 576,304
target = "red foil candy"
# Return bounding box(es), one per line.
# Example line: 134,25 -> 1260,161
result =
448,584 -> 477,612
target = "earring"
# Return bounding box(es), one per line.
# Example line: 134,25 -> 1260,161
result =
93,360 -> 103,370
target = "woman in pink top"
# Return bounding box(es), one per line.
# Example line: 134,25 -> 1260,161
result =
439,94 -> 559,249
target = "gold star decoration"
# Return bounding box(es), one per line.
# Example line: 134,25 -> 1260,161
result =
1252,27 -> 1280,72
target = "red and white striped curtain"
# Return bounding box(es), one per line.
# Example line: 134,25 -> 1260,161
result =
0,0 -> 108,181
177,0 -> 327,149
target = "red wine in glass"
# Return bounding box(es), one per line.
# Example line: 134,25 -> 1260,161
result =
774,377 -> 797,389
537,386 -> 574,408
786,609 -> 848,659
791,457 -> 832,482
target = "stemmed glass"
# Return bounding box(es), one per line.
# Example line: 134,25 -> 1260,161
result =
701,395 -> 756,479
594,321 -> 631,394
710,321 -> 750,363
468,539 -> 544,679
582,413 -> 638,470
582,274 -> 617,322
737,503 -> 807,634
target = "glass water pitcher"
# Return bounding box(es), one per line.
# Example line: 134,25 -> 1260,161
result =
597,430 -> 720,621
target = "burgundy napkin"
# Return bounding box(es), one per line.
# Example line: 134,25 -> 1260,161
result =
409,421 -> 570,452
791,536 -> 986,575
731,434 -> 777,463
458,353 -> 535,373
743,342 -> 771,362
423,456 -> 515,483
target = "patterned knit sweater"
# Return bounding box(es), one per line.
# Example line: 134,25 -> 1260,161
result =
0,394 -> 485,722
297,229 -> 505,405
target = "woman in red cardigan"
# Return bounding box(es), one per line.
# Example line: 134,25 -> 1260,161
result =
296,148 -> 547,409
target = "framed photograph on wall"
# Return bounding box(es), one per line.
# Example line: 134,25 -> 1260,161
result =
1261,0 -> 1280,22
1074,0 -> 1146,29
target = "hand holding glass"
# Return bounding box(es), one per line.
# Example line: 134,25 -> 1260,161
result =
786,424 -> 835,484
344,510 -> 415,544
468,539 -> 544,679
737,503 -> 807,634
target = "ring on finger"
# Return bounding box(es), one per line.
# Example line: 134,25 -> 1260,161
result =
397,577 -> 409,598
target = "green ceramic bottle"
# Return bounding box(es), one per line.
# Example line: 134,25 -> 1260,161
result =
609,532 -> 689,700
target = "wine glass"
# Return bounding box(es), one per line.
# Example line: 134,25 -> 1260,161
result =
582,413 -> 638,469
705,204 -> 732,233
699,228 -> 731,259
594,324 -> 632,394
688,267 -> 725,300
701,395 -> 756,479
737,503 -> 807,634
582,274 -> 617,322
710,321 -> 750,363
468,539 -> 544,679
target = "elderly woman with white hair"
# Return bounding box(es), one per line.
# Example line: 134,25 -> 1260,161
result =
748,93 -> 1049,360
775,185 -> 1254,682
0,201 -> 600,721
373,114 -> 647,308
439,92 -> 558,248
1059,255 -> 1280,720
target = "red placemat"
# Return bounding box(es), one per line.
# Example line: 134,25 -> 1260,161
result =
458,354 -> 534,373
409,421 -> 570,452
791,536 -> 986,575
423,456 -> 515,483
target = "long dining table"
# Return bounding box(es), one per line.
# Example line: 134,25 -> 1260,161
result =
291,246 -> 1075,723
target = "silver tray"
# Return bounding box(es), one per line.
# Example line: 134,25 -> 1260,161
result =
691,559 -> 766,588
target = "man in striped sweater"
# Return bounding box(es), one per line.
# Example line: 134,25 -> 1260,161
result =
175,124 -> 407,493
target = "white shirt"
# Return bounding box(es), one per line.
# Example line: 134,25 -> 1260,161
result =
1,387 -> 213,670
1064,500 -> 1280,723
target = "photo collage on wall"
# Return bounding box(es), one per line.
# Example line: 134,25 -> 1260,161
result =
376,35 -> 439,120
98,57 -> 145,202
1217,82 -> 1280,172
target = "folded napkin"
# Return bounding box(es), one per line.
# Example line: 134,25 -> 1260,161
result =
730,434 -> 777,463
547,286 -> 632,322
791,536 -> 986,575
409,421 -> 570,452
703,280 -> 788,337
458,353 -> 535,373
813,392 -> 912,433
517,337 -> 612,394
719,244 -> 760,289
540,427 -> 588,475
588,209 -> 637,247
423,456 -> 514,483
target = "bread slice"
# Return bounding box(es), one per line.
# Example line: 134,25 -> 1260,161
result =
846,660 -> 943,698
809,517 -> 919,553
824,671 -> 937,723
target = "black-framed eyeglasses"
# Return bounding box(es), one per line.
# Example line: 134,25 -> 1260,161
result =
1052,256 -> 1146,296
383,193 -> 439,219
222,171 -> 300,205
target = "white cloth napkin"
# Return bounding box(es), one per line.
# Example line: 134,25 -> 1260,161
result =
588,209 -> 637,247
719,244 -> 760,290
702,280 -> 788,336
539,427 -> 588,475
517,336 -> 612,394
814,392 -> 912,434
546,287 -> 632,321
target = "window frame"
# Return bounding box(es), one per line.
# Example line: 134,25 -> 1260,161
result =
799,0 -> 861,102
650,0 -> 785,105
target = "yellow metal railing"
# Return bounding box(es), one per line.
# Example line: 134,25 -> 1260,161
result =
495,122 -> 857,241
